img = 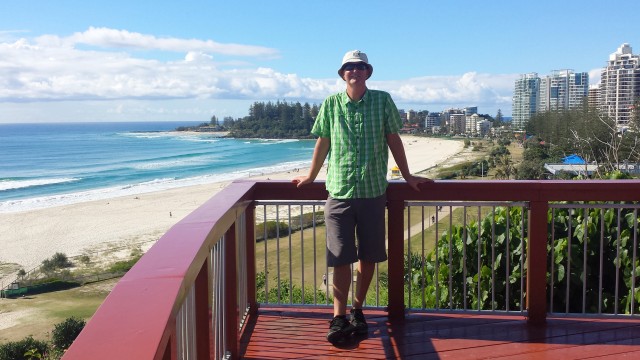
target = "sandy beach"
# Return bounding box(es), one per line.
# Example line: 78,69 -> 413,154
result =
0,135 -> 464,280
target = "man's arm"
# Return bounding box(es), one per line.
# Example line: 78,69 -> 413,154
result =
292,137 -> 330,187
387,133 -> 432,191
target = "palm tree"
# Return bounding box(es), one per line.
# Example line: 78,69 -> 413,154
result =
493,154 -> 516,179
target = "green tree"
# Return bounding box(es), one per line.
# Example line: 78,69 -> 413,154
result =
230,101 -> 318,138
41,253 -> 72,273
526,109 -> 640,178
515,136 -> 552,179
495,109 -> 504,127
517,159 -> 546,180
223,116 -> 235,128
492,153 -> 516,180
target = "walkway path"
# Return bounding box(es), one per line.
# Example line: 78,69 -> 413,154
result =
404,204 -> 453,241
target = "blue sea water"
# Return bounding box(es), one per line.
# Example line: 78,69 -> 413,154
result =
0,122 -> 314,213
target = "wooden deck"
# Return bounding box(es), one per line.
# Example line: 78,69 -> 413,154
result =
240,307 -> 640,359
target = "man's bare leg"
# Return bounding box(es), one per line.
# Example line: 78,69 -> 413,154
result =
332,264 -> 352,316
353,260 -> 375,309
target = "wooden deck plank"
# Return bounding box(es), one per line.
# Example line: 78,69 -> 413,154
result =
239,307 -> 640,359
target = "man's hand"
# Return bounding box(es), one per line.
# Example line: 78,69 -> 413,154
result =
404,174 -> 433,192
292,176 -> 314,188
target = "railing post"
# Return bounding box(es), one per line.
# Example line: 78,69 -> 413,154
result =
225,223 -> 239,358
527,200 -> 548,324
194,260 -> 211,359
161,331 -> 175,360
245,205 -> 257,317
387,197 -> 405,322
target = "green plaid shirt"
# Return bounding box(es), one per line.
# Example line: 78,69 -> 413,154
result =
312,89 -> 402,199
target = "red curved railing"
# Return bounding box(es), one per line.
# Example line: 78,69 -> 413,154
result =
63,180 -> 640,359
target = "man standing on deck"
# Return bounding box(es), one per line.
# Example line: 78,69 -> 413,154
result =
292,50 -> 431,344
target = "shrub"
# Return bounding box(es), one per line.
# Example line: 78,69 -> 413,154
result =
256,272 -> 328,305
51,317 -> 86,350
405,203 -> 640,314
78,255 -> 91,265
0,336 -> 48,360
547,205 -> 640,313
255,221 -> 290,241
406,206 -> 526,310
41,253 -> 73,273
108,255 -> 142,274
50,253 -> 72,268
255,211 -> 324,242
130,247 -> 143,258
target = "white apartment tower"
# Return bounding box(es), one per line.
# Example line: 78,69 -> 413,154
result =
512,73 -> 540,130
466,114 -> 480,136
538,70 -> 589,112
599,43 -> 640,129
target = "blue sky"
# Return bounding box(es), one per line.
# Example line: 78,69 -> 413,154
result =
1,0 -> 639,123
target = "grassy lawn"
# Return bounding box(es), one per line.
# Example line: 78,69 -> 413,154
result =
253,203 -> 470,300
0,278 -> 116,343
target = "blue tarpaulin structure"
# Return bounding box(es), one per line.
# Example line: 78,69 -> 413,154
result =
562,154 -> 586,165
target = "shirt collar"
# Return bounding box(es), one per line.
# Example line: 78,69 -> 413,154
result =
340,88 -> 369,106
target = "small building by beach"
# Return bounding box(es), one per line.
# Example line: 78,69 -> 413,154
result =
390,166 -> 402,179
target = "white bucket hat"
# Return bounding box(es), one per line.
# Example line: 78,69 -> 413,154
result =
338,50 -> 373,80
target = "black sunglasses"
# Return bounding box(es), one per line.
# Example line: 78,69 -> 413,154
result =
343,63 -> 368,71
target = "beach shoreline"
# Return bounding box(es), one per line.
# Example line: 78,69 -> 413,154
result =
0,135 -> 466,277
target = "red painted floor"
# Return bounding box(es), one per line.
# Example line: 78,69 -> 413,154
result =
239,307 -> 640,359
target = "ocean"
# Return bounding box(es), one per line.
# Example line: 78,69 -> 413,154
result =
0,122 -> 315,213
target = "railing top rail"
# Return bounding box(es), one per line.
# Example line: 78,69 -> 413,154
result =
254,200 -> 327,206
383,179 -> 640,202
407,201 -> 529,207
64,181 -> 257,359
246,179 -> 640,202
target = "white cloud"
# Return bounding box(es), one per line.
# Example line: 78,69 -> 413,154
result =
0,27 -> 517,120
0,32 -> 336,103
184,51 -> 213,62
65,27 -> 279,57
376,72 -> 517,110
589,68 -> 602,87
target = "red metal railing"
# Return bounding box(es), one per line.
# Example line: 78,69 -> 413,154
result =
63,180 -> 640,359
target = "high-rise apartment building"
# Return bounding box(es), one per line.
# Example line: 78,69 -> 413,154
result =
538,70 -> 589,112
466,114 -> 481,136
599,43 -> 640,129
477,118 -> 492,137
425,112 -> 441,131
464,106 -> 478,116
405,109 -> 416,122
513,70 -> 589,130
588,86 -> 600,111
512,73 -> 540,130
449,113 -> 466,135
